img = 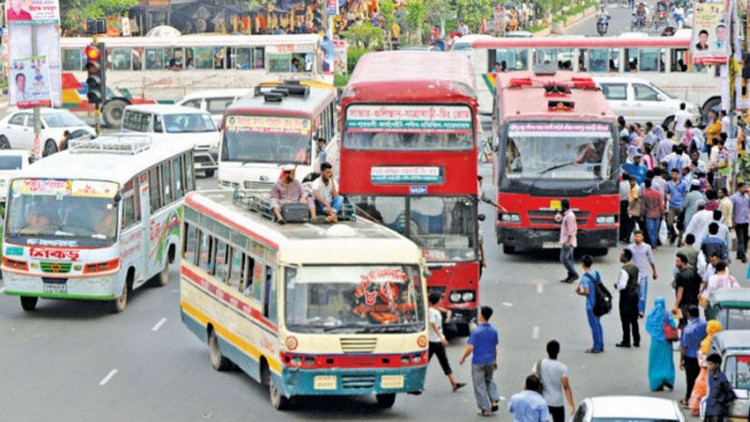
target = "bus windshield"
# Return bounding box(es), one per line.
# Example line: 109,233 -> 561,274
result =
284,265 -> 425,334
344,131 -> 473,151
350,195 -> 478,262
503,121 -> 615,181
222,115 -> 312,165
6,179 -> 120,246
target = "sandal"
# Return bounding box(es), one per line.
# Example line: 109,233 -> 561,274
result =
452,382 -> 466,392
276,218 -> 286,225
679,398 -> 689,407
477,410 -> 493,417
491,403 -> 499,412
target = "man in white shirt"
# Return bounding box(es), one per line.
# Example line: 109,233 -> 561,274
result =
720,110 -> 730,135
312,162 -> 342,223
531,340 -> 575,422
427,293 -> 465,392
673,103 -> 690,140
684,207 -> 714,249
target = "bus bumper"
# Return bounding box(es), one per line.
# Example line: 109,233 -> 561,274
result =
445,307 -> 477,326
497,227 -> 617,250
1,271 -> 118,300
278,365 -> 427,397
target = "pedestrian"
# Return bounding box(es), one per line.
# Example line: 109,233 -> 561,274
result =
558,198 -> 579,284
459,306 -> 500,417
508,375 -> 550,422
619,172 -> 632,243
615,248 -> 641,348
628,230 -> 657,317
667,168 -> 688,246
675,233 -> 701,270
673,253 -> 702,326
645,296 -> 677,391
684,203 -> 713,249
673,102 -> 690,140
689,321 -> 723,416
627,177 -> 644,239
701,222 -> 729,263
704,261 -> 740,298
642,178 -> 665,248
679,305 -> 707,407
731,182 -> 750,263
531,340 -> 575,422
683,182 -> 705,230
717,188 -> 732,228
427,293 -> 466,392
576,255 -> 604,353
704,353 -> 737,422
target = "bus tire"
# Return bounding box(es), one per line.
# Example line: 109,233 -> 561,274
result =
102,99 -> 128,128
208,328 -> 232,372
503,244 -> 516,254
269,371 -> 290,410
43,139 -> 58,157
456,323 -> 471,337
20,296 -> 38,311
375,393 -> 397,409
110,271 -> 132,313
204,169 -> 215,178
154,260 -> 170,287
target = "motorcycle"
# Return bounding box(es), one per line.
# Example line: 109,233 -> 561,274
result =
652,6 -> 669,30
596,15 -> 610,35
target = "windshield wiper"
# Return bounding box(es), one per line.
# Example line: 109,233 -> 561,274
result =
54,230 -> 75,236
367,323 -> 422,333
528,161 -> 578,192
323,323 -> 372,333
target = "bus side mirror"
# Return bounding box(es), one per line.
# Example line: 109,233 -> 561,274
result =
114,193 -> 122,203
423,268 -> 431,279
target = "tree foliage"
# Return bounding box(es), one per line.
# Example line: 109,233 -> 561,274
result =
341,21 -> 384,49
61,0 -> 138,32
451,0 -> 493,33
403,0 -> 426,44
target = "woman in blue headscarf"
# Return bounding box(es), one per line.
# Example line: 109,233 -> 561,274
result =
646,296 -> 677,391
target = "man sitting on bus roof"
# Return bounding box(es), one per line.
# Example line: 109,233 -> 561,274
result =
313,162 -> 342,223
271,164 -> 316,224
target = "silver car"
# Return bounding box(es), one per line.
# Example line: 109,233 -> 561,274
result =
572,396 -> 686,422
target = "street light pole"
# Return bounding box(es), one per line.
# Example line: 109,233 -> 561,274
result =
31,26 -> 41,159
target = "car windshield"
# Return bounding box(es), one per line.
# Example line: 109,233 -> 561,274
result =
284,265 -> 425,334
349,195 -> 478,262
164,113 -> 217,133
6,179 -> 120,246
43,112 -> 85,128
222,115 -> 312,165
0,155 -> 23,170
503,121 -> 615,180
721,308 -> 750,330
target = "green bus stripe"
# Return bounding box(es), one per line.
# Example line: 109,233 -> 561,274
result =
3,291 -> 116,301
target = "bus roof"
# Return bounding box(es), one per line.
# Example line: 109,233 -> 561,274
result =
495,70 -> 616,121
226,85 -> 337,118
18,135 -> 194,185
472,32 -> 690,49
185,190 -> 423,265
60,34 -> 321,49
343,51 -> 477,103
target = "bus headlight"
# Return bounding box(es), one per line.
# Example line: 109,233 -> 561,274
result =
450,292 -> 462,303
595,215 -> 616,226
462,292 -> 475,302
290,356 -> 302,366
500,213 -> 521,223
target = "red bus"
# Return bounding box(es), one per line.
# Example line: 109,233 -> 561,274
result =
493,70 -> 619,255
339,51 -> 480,334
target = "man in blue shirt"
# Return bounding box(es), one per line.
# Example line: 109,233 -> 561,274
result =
701,223 -> 729,262
667,169 -> 688,245
680,306 -> 707,406
576,255 -> 604,353
460,306 -> 500,416
509,374 -> 551,422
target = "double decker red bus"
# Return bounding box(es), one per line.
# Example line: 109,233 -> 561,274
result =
493,70 -> 619,255
339,51 -> 480,334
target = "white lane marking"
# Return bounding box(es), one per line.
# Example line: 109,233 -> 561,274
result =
152,317 -> 167,332
99,369 -> 118,386
536,283 -> 543,294
502,302 -> 513,307
532,326 -> 540,340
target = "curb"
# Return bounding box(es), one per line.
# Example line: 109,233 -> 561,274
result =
533,5 -> 598,37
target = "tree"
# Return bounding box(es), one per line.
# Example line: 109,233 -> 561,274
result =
61,0 -> 138,33
452,0 -> 493,33
424,0 -> 451,36
341,21 -> 384,49
379,0 -> 396,48
404,0 -> 426,44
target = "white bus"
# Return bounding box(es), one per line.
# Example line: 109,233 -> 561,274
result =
60,34 -> 325,127
2,135 -> 196,313
180,190 -> 429,410
219,82 -> 337,190
454,30 -> 722,117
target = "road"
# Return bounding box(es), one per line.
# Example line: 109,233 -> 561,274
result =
564,1 -> 674,37
0,157 -> 734,421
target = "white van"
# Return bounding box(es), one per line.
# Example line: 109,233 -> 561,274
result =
176,89 -> 252,126
0,149 -> 30,204
594,76 -> 702,129
121,105 -> 221,177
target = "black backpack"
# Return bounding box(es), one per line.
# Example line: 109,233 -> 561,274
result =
587,271 -> 612,317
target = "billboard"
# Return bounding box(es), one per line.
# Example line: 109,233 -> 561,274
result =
10,55 -> 51,108
691,1 -> 731,65
7,24 -> 61,106
5,0 -> 60,25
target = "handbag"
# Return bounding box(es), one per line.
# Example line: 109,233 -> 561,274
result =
663,317 -> 679,342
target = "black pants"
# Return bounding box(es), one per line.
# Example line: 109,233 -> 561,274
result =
704,416 -> 725,422
736,223 -> 749,259
619,299 -> 640,346
620,200 -> 631,242
549,406 -> 565,422
429,341 -> 453,375
684,356 -> 700,401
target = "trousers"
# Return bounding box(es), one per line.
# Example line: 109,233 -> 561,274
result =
736,223 -> 748,259
684,356 -> 700,402
619,297 -> 640,346
586,308 -> 604,352
638,276 -> 649,314
471,363 -> 499,412
560,245 -> 578,278
428,341 -> 453,376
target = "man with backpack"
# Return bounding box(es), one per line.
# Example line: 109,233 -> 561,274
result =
576,255 -> 607,353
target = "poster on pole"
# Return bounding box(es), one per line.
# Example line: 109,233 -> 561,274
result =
333,40 -> 347,74
8,24 -> 61,106
10,55 -> 51,108
493,6 -> 505,36
690,1 -> 730,65
326,0 -> 337,15
5,0 -> 60,25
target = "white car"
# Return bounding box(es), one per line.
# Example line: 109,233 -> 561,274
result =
594,77 -> 703,129
0,108 -> 95,156
572,396 -> 687,422
177,89 -> 252,126
0,149 -> 30,203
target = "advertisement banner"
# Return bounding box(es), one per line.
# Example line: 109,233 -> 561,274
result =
8,24 -> 61,106
224,115 -> 312,136
333,40 -> 347,74
346,105 -> 473,132
691,1 -> 730,65
10,55 -> 51,108
321,36 -> 334,76
508,122 -> 612,137
326,0 -> 337,15
370,166 -> 444,184
6,0 -> 60,25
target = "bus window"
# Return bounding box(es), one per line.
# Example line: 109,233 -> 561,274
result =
491,48 -> 528,71
62,49 -> 83,71
187,47 -> 213,70
264,266 -> 277,321
213,47 -> 226,70
587,48 -> 618,72
671,48 -> 689,72
110,48 -> 132,70
161,161 -> 174,204
241,256 -> 255,296
268,53 -> 291,73
123,181 -> 138,229
149,166 -> 162,212
253,47 -> 264,69
153,115 -> 163,133
206,98 -> 234,115
639,48 -> 665,72
252,261 -> 264,303
123,111 -> 150,132
184,153 -> 195,192
173,156 -> 184,199
132,48 -> 142,70
198,232 -> 213,272
144,48 -> 166,70
227,250 -> 245,291
183,224 -> 198,264
214,241 -> 229,280
231,47 -> 253,69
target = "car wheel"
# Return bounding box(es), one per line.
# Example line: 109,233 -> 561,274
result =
662,116 -> 674,132
42,139 -> 58,157
0,135 -> 10,149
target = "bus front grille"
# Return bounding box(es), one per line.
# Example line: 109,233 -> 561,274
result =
341,374 -> 376,389
527,210 -> 590,226
340,338 -> 377,354
40,262 -> 72,274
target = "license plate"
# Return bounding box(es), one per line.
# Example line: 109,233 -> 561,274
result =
550,200 -> 561,210
381,375 -> 404,389
313,375 -> 337,390
542,241 -> 560,249
43,283 -> 67,295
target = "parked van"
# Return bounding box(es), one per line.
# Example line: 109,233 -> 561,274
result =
121,105 -> 220,177
176,89 -> 252,126
594,76 -> 702,129
704,330 -> 750,420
